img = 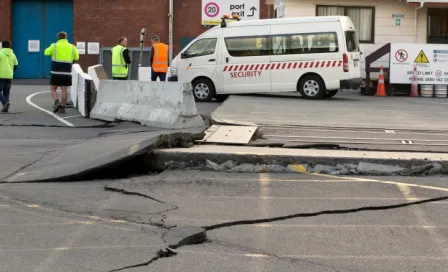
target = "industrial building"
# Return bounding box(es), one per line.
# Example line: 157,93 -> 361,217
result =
0,0 -> 272,79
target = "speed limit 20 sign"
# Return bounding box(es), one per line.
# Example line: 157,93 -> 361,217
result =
201,0 -> 260,26
204,2 -> 220,18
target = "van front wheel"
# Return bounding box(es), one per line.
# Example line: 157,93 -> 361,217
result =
299,75 -> 325,100
192,78 -> 216,102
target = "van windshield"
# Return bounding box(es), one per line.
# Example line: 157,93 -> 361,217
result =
345,31 -> 359,52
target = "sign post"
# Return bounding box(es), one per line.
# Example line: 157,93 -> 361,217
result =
201,0 -> 260,26
139,28 -> 146,68
390,43 -> 448,85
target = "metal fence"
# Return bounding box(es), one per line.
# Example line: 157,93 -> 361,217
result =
99,47 -> 153,80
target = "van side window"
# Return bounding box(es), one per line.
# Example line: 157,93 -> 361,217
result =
185,38 -> 217,58
271,36 -> 287,55
224,36 -> 269,57
270,32 -> 338,55
307,33 -> 338,53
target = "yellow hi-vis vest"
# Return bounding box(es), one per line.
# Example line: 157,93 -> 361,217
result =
44,39 -> 79,76
112,45 -> 128,78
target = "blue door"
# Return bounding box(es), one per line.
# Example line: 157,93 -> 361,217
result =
12,0 -> 44,78
43,0 -> 74,78
12,0 -> 73,79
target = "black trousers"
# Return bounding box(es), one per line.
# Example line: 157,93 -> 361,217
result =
151,70 -> 166,82
113,76 -> 128,80
0,79 -> 11,105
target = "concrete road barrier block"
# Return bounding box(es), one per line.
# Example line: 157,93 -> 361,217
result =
90,80 -> 204,129
71,64 -> 95,118
70,64 -> 84,108
88,64 -> 108,91
88,64 -> 108,111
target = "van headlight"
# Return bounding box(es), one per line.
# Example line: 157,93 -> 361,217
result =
170,67 -> 178,76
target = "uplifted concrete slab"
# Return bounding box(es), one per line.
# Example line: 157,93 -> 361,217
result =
212,93 -> 448,131
2,128 -> 203,183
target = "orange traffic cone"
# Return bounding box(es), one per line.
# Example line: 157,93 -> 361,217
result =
376,66 -> 386,97
410,65 -> 418,97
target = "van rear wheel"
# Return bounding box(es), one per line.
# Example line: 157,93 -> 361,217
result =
299,75 -> 325,100
192,78 -> 215,102
325,89 -> 339,98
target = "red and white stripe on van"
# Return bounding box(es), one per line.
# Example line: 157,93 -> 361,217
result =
223,60 -> 343,72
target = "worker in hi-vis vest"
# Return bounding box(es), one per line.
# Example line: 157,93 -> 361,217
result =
0,40 -> 18,113
44,31 -> 79,114
149,35 -> 169,82
111,37 -> 131,80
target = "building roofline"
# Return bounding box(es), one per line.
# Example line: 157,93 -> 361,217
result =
225,16 -> 347,28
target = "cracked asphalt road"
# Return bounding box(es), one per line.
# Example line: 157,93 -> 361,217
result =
2,85 -> 448,271
1,171 -> 448,271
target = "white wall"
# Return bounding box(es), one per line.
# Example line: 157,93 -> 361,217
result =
278,0 -> 428,78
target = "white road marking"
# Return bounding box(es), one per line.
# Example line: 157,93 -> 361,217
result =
397,184 -> 448,257
25,91 -> 75,127
255,173 -> 270,272
177,249 -> 448,260
3,244 -> 163,252
63,115 -> 81,119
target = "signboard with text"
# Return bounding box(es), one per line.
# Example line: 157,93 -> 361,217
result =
390,43 -> 448,84
201,0 -> 260,26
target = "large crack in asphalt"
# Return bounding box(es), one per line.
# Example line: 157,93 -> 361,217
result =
203,194 -> 448,231
105,185 -> 179,230
107,183 -> 448,271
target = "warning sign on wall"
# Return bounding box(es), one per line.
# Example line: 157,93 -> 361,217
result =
390,43 -> 448,84
414,50 -> 429,63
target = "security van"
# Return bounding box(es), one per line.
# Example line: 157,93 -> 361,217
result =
170,15 -> 362,102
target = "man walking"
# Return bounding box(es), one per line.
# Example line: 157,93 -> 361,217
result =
150,35 -> 169,82
0,40 -> 18,113
112,37 -> 131,80
44,31 -> 79,114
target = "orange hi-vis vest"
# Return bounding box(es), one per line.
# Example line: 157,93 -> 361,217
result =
152,43 -> 169,73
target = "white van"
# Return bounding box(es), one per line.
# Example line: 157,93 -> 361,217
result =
170,16 -> 362,102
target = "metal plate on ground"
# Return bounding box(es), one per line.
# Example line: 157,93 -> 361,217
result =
197,125 -> 258,144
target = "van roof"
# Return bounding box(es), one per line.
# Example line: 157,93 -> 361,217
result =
225,16 -> 350,28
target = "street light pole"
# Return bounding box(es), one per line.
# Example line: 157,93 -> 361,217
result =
168,0 -> 174,65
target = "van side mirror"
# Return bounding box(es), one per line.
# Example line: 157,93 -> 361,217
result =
181,52 -> 188,59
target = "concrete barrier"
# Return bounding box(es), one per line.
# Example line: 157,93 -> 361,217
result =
70,64 -> 95,118
70,64 -> 83,108
87,64 -> 108,110
90,80 -> 204,129
88,64 -> 108,92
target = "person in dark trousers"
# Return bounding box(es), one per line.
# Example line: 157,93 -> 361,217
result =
150,35 -> 169,81
111,37 -> 131,80
0,40 -> 18,113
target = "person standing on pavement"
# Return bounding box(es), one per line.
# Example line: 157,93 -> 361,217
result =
150,35 -> 169,82
44,31 -> 79,114
111,37 -> 131,80
0,40 -> 18,113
